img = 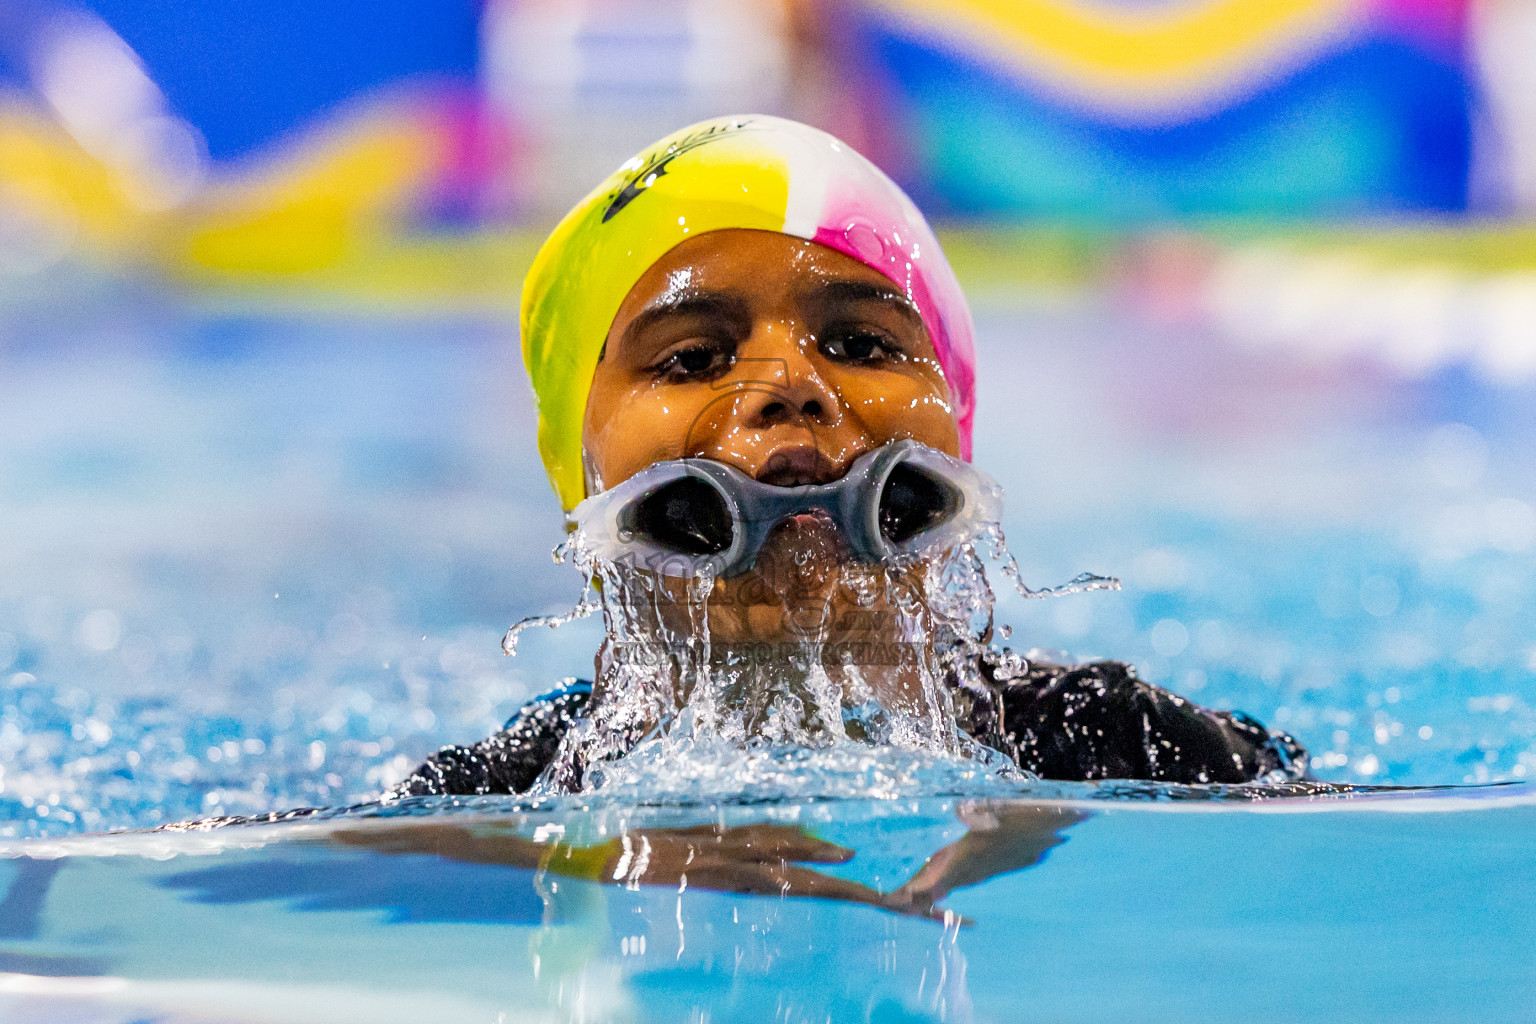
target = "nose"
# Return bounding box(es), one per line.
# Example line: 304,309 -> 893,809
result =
736,337 -> 840,430
681,321 -> 865,479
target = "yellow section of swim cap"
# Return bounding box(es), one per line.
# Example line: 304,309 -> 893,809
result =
522,120 -> 793,510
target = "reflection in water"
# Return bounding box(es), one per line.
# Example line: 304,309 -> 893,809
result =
5,791 -> 1532,1023
0,802 -> 1080,1019
330,802 -> 1081,1020
330,801 -> 1084,920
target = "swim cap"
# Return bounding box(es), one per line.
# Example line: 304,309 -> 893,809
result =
521,114 -> 977,511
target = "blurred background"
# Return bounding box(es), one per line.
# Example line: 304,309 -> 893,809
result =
3,0 -> 1535,298
4,0 -> 1536,836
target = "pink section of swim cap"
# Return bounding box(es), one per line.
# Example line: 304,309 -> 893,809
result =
809,189 -> 976,461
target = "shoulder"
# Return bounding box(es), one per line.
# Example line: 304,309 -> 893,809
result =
983,655 -> 1149,723
989,655 -> 1307,784
388,680 -> 592,798
502,679 -> 593,733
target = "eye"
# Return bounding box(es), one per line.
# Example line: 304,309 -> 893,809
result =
821,328 -> 900,364
653,341 -> 733,381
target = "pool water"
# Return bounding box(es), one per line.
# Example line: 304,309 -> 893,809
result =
2,275 -> 1536,1020
2,789 -> 1534,1023
5,281 -> 1536,833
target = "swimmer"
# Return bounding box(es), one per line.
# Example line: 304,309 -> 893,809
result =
391,116 -> 1308,798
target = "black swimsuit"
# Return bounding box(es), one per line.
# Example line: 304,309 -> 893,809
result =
392,657 -> 1308,797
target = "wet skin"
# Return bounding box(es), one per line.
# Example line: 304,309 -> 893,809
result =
582,229 -> 963,712
584,228 -> 960,492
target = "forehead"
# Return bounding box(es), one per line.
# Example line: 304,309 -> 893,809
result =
615,228 -> 899,317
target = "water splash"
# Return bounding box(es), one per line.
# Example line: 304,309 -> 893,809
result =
499,536 -> 601,657
498,518 -> 1119,797
976,523 -> 1120,599
579,738 -> 1028,804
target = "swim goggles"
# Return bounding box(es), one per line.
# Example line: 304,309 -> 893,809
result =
569,440 -> 1003,578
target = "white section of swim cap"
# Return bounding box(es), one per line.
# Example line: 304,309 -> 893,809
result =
777,120 -> 835,240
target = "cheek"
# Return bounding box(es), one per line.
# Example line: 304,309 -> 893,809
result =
583,384 -> 709,485
836,368 -> 961,454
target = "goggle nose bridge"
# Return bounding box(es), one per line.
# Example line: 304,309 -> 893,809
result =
571,441 -> 1000,578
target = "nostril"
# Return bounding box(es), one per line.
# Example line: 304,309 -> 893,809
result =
802,399 -> 823,418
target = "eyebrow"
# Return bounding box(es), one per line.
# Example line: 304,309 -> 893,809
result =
800,279 -> 923,326
619,288 -> 750,355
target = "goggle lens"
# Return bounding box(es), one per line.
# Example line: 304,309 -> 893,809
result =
624,477 -> 734,555
577,441 -> 1001,578
879,463 -> 962,545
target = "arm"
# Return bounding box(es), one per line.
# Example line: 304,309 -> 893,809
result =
997,660 -> 1307,784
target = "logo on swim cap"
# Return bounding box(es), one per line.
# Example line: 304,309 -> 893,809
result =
602,118 -> 756,224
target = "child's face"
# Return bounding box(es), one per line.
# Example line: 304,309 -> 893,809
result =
582,228 -> 961,492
